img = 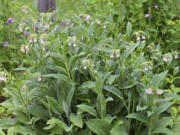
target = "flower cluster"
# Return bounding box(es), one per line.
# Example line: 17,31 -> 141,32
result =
2,41 -> 9,47
0,72 -> 7,82
145,88 -> 164,95
67,37 -> 78,47
21,45 -> 30,54
110,50 -> 120,58
163,53 -> 173,63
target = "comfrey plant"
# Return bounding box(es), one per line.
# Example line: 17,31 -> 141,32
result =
0,9 -> 180,135
0,0 -> 180,135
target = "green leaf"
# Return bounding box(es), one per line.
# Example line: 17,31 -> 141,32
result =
110,120 -> 124,134
28,104 -> 49,119
127,113 -> 149,125
46,66 -> 67,75
152,127 -> 173,135
152,71 -> 168,88
46,96 -> 62,114
104,86 -> 123,99
87,119 -> 112,135
0,129 -> 5,135
77,104 -> 97,117
80,81 -> 96,89
66,83 -> 75,108
70,113 -> 83,128
153,102 -> 173,117
46,118 -> 72,132
7,125 -> 34,135
43,74 -> 69,82
123,41 -> 140,59
126,22 -> 132,36
172,116 -> 180,135
0,119 -> 18,129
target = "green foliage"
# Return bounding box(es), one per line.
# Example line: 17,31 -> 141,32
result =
0,0 -> 180,135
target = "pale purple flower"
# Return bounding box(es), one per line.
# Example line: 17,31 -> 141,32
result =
142,35 -> 146,40
8,18 -> 13,23
83,66 -> 87,70
144,67 -> 149,71
145,14 -> 150,18
96,20 -> 101,24
21,48 -> 25,53
146,88 -> 153,95
24,31 -> 30,35
85,15 -> 91,21
174,55 -> 178,59
68,42 -> 71,46
3,41 -> 8,47
154,5 -> 158,9
156,89 -> 163,95
0,76 -> 7,82
136,36 -> 140,41
37,77 -> 42,82
110,54 -> 114,58
116,53 -> 120,58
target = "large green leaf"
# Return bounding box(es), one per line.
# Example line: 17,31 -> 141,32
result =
28,104 -> 49,119
7,125 -> 34,135
123,41 -> 140,59
127,113 -> 149,125
46,96 -> 62,114
87,119 -> 112,135
126,22 -> 132,36
43,74 -> 69,82
104,86 -> 123,99
70,113 -> 83,128
77,104 -> 97,117
0,119 -> 18,129
153,102 -> 173,117
152,127 -> 173,135
46,118 -> 72,132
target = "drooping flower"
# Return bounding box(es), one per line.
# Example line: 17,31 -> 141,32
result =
24,31 -> 30,36
156,89 -> 163,95
37,77 -> 42,82
7,18 -> 13,23
83,66 -> 87,70
85,15 -> 91,21
146,88 -> 153,95
2,41 -> 8,47
116,53 -> 120,58
136,36 -> 140,41
145,14 -> 150,18
154,5 -> 158,9
96,20 -> 101,24
110,54 -> 114,58
104,25 -> 107,29
142,35 -> 146,40
0,76 -> 7,82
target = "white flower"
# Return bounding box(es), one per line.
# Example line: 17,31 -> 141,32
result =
83,66 -> 87,70
110,54 -> 114,58
68,42 -> 72,46
37,77 -> 42,82
142,35 -> 146,40
146,88 -> 153,95
85,15 -> 91,21
73,44 -> 77,47
156,89 -> 163,95
0,76 -> 7,82
136,36 -> 140,41
116,53 -> 120,58
96,20 -> 101,24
